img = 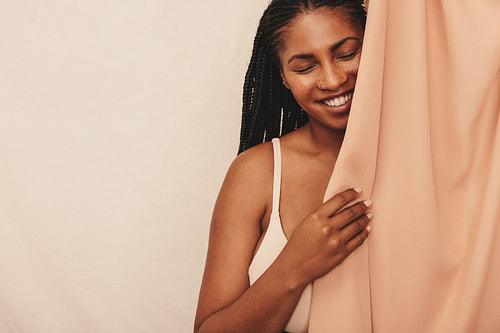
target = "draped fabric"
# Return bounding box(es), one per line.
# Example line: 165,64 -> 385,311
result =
310,0 -> 500,331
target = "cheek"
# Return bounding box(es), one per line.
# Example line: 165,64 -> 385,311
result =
343,57 -> 361,75
287,82 -> 313,109
289,76 -> 317,94
289,83 -> 313,102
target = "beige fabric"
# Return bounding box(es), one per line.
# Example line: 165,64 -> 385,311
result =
310,0 -> 500,331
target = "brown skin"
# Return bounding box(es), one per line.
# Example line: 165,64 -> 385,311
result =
195,7 -> 370,333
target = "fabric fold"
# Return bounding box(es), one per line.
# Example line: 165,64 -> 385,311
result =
310,0 -> 500,331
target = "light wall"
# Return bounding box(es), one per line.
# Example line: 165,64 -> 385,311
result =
0,1 -> 270,331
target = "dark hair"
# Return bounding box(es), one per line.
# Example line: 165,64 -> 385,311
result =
238,0 -> 366,154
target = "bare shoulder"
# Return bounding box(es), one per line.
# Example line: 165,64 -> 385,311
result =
215,141 -> 274,219
226,141 -> 274,187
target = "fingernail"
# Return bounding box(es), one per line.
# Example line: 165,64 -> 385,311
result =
367,225 -> 372,232
354,187 -> 363,194
366,212 -> 374,219
363,200 -> 372,207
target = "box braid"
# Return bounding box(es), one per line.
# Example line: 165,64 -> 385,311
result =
238,0 -> 366,154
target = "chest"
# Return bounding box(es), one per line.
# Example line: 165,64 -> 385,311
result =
279,157 -> 333,239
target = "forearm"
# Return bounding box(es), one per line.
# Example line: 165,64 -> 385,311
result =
196,263 -> 307,333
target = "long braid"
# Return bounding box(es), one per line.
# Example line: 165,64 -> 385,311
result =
238,0 -> 366,154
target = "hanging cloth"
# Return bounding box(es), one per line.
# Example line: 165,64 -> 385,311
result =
309,0 -> 500,331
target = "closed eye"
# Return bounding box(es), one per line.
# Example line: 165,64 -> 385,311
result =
294,65 -> 315,73
337,50 -> 359,60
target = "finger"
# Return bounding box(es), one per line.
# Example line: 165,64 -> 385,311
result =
344,225 -> 370,253
330,200 -> 371,229
316,188 -> 362,217
340,213 -> 372,242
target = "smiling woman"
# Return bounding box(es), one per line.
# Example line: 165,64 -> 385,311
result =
279,8 -> 363,132
194,1 -> 369,332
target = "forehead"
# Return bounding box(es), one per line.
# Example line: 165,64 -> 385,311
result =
279,7 -> 362,54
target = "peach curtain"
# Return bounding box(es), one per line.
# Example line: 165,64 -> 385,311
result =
310,0 -> 500,331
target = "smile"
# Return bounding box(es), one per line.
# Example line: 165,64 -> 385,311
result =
320,92 -> 353,107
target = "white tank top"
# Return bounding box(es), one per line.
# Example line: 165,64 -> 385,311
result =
248,138 -> 312,333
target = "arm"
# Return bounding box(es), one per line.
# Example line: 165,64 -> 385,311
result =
194,145 -> 372,333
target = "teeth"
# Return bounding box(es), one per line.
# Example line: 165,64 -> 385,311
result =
322,92 -> 352,107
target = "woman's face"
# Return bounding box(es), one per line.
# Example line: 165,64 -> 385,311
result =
278,7 -> 364,131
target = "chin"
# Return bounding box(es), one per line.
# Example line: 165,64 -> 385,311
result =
330,125 -> 348,132
322,116 -> 349,132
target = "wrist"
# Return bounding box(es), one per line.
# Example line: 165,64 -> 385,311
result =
266,257 -> 310,294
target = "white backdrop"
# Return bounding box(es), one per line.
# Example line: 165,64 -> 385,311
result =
0,1 -> 269,331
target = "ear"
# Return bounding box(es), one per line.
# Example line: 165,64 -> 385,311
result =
280,68 -> 290,90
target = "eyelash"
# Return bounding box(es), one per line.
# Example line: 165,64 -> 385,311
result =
294,50 -> 359,73
295,66 -> 314,73
338,50 -> 358,59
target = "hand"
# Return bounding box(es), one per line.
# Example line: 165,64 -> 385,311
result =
278,188 -> 372,288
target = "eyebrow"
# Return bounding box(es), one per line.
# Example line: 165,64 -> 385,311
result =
287,37 -> 361,65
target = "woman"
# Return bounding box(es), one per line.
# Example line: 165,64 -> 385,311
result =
195,1 -> 371,332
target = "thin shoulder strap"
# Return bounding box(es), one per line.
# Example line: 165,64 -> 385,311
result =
271,138 -> 281,215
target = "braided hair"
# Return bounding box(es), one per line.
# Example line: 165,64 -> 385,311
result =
238,0 -> 366,154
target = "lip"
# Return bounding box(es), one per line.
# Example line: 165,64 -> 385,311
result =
316,89 -> 354,115
318,89 -> 354,103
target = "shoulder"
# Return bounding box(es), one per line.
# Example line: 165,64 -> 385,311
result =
214,141 -> 275,222
228,141 -> 274,183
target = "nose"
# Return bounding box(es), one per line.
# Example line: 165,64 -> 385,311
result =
317,66 -> 347,90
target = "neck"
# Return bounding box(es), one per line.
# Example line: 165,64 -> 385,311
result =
299,121 -> 345,159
